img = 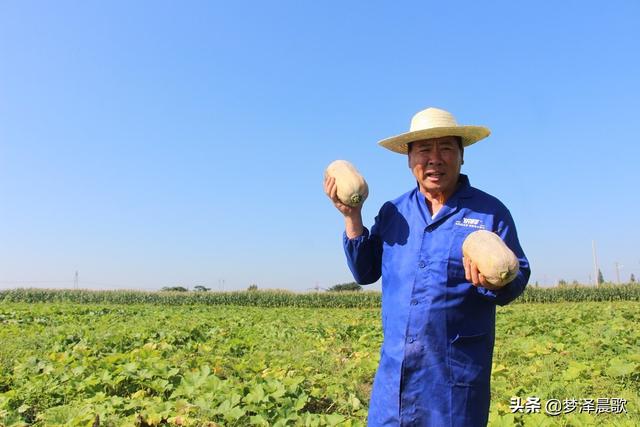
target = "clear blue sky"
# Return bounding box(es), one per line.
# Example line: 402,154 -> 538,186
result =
1,1 -> 639,291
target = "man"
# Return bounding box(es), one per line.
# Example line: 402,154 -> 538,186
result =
324,107 -> 530,426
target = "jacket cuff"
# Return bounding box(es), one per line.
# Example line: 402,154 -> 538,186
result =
475,273 -> 527,306
343,227 -> 370,244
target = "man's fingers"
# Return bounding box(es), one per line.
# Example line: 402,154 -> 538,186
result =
470,260 -> 480,286
463,256 -> 471,281
324,177 -> 350,213
478,273 -> 487,286
328,180 -> 338,202
323,175 -> 333,195
463,258 -> 497,289
324,177 -> 337,200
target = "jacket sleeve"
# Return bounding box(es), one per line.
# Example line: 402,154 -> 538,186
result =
342,209 -> 384,285
476,208 -> 530,306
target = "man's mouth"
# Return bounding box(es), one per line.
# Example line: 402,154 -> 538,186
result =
426,171 -> 445,180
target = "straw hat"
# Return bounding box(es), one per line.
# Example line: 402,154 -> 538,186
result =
378,107 -> 491,154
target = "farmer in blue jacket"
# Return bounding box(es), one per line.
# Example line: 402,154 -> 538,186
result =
324,107 -> 530,426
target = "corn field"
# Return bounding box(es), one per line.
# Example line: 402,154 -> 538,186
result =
0,284 -> 638,307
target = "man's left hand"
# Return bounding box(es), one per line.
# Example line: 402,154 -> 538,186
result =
463,256 -> 503,291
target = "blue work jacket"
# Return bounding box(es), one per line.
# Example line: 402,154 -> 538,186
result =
343,175 -> 530,426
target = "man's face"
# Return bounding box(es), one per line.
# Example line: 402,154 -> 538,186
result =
408,136 -> 463,199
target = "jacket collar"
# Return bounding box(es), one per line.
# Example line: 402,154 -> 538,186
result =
455,174 -> 473,199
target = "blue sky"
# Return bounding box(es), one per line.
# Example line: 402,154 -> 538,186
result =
1,1 -> 639,291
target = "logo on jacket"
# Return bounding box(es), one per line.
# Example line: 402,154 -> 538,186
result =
454,217 -> 486,229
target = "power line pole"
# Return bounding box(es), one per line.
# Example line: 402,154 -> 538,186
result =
74,270 -> 79,289
592,240 -> 599,287
614,262 -> 621,284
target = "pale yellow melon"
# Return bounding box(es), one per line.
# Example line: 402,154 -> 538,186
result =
325,160 -> 369,207
462,230 -> 519,287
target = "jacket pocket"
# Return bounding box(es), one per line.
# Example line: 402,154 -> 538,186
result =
448,333 -> 492,386
447,228 -> 474,282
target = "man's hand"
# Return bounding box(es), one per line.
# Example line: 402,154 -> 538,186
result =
324,175 -> 364,239
463,256 -> 503,291
323,176 -> 362,216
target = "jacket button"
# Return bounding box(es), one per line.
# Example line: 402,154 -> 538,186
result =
411,299 -> 418,305
408,337 -> 415,343
418,261 -> 425,268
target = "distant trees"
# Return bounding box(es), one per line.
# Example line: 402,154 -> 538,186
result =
161,286 -> 188,292
631,274 -> 636,283
328,282 -> 362,292
597,269 -> 605,285
160,285 -> 218,292
157,282 -> 371,293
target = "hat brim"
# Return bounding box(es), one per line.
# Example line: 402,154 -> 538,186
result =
378,126 -> 491,154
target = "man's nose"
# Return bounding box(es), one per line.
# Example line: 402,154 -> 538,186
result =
427,150 -> 443,165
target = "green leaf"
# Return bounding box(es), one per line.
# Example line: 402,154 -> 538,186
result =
294,394 -> 308,411
245,384 -> 266,403
348,394 -> 361,410
488,413 -> 517,427
563,361 -> 586,380
325,413 -> 346,426
522,413 -> 556,427
249,414 -> 269,426
605,358 -> 636,377
224,405 -> 246,421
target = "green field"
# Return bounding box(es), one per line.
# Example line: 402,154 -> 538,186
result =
0,299 -> 638,426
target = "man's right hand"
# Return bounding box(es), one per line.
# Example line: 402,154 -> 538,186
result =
323,175 -> 364,239
323,175 -> 361,216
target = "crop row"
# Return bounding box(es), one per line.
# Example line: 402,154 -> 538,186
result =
0,284 -> 639,307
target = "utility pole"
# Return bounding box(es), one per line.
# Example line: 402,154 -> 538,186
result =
614,262 -> 621,284
592,240 -> 599,287
74,270 -> 79,289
